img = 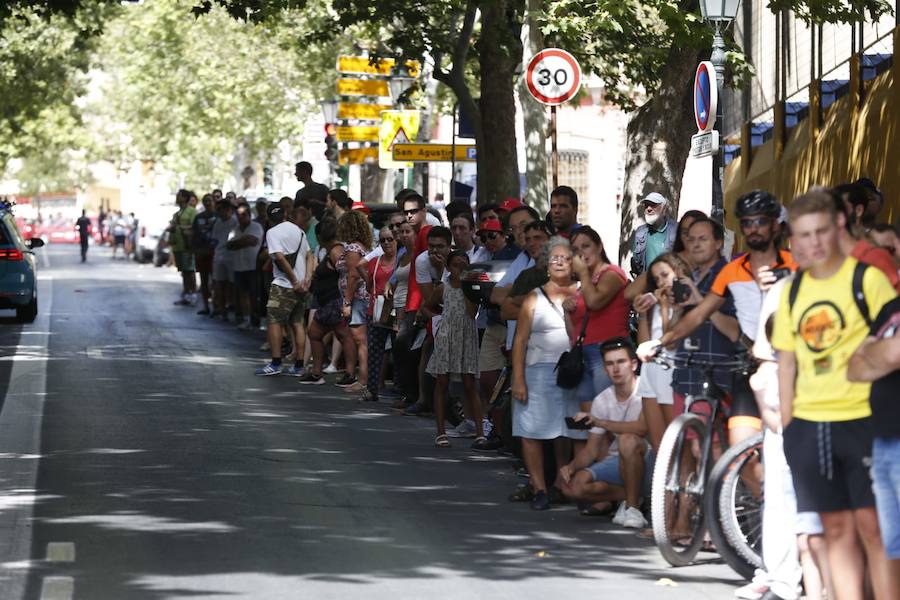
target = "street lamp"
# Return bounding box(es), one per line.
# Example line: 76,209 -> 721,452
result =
388,62 -> 415,106
319,98 -> 339,124
699,0 -> 740,224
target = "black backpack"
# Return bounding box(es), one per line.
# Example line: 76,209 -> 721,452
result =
787,261 -> 872,328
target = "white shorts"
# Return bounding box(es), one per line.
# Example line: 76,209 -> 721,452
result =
636,361 -> 674,405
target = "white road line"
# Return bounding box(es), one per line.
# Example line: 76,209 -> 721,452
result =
39,576 -> 73,600
45,543 -> 75,563
38,247 -> 49,269
0,276 -> 53,600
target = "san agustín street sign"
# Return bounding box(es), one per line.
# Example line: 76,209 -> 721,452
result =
691,60 -> 719,159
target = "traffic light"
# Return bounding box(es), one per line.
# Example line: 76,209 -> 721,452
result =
324,123 -> 339,166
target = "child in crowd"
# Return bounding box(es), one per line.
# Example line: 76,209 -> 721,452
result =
424,251 -> 484,448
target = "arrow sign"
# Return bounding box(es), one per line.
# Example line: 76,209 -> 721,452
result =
694,61 -> 718,133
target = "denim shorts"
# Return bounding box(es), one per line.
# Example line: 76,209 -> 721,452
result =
584,449 -> 655,496
575,343 -> 613,405
873,436 -> 900,559
350,298 -> 368,326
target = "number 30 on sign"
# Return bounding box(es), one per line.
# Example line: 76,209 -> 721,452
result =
525,49 -> 582,106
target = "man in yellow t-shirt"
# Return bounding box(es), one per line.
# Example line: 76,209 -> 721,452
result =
772,190 -> 897,600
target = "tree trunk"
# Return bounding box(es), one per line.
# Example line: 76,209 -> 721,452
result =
618,44 -> 705,264
360,162 -> 388,204
519,0 -> 548,213
476,0 -> 521,205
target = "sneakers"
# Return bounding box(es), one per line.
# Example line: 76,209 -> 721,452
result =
343,381 -> 366,393
471,435 -> 502,453
173,298 -> 190,306
447,419 -> 477,438
237,320 -> 253,331
620,506 -> 648,529
482,418 -> 493,438
612,502 -> 628,525
259,341 -> 271,352
298,372 -> 325,385
322,363 -> 340,374
282,365 -> 305,377
334,373 -> 357,387
402,401 -> 429,416
734,571 -> 770,600
255,363 -> 282,376
530,490 -> 551,511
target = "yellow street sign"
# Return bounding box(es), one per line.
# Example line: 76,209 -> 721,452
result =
338,102 -> 393,121
379,110 -> 421,169
392,144 -> 477,162
336,125 -> 380,143
337,56 -> 421,78
339,147 -> 378,165
336,79 -> 389,97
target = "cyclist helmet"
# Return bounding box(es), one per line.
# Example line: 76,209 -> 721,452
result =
735,190 -> 780,218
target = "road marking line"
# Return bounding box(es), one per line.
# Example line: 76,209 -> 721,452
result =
45,542 -> 75,563
40,577 -> 73,600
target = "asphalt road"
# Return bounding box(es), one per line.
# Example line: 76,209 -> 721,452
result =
0,244 -> 742,599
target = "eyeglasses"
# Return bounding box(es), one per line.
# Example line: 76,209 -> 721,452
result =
549,255 -> 572,264
380,237 -> 396,244
479,232 -> 502,241
388,222 -> 402,229
740,216 -> 772,229
404,208 -> 422,215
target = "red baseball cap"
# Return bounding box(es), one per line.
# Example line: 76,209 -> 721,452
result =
477,219 -> 504,234
498,197 -> 524,212
351,201 -> 371,215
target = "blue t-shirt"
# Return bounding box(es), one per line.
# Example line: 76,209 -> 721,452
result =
496,252 -> 535,348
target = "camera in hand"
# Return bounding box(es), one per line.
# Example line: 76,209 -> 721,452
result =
565,416 -> 592,430
771,267 -> 792,281
672,278 -> 691,304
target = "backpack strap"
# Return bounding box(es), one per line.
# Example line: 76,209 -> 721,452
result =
787,270 -> 804,313
852,261 -> 872,327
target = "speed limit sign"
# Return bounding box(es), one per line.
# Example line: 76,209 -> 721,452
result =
525,49 -> 582,106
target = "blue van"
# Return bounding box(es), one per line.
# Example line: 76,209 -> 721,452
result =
0,200 -> 44,323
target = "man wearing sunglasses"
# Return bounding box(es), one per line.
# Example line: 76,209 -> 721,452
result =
638,190 -> 796,448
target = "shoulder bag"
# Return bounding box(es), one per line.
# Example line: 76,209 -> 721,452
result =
540,287 -> 589,389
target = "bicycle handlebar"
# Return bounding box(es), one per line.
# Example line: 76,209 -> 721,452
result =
652,353 -> 755,372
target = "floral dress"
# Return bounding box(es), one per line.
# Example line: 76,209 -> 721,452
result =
426,283 -> 479,376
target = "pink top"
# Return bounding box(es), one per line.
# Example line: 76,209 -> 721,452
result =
367,255 -> 396,316
569,264 -> 630,346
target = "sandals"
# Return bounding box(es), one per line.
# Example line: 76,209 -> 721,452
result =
435,434 -> 450,448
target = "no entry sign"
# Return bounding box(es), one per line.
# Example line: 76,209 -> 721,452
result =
525,49 -> 582,106
694,61 -> 717,132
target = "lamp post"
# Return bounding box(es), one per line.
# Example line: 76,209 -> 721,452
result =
699,0 -> 740,224
388,62 -> 417,192
319,98 -> 339,124
320,98 -> 339,186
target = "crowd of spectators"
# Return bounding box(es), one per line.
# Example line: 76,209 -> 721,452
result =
162,163 -> 900,600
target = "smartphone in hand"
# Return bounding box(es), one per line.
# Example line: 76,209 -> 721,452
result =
565,416 -> 592,430
672,279 -> 692,304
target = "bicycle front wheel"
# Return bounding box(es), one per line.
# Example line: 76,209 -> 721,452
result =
651,413 -> 708,567
706,432 -> 765,580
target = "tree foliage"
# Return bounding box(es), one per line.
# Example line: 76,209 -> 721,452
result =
91,0 -> 329,189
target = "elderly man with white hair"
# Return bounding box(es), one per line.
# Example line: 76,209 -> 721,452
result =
631,192 -> 677,277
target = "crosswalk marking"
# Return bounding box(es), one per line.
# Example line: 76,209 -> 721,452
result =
40,576 -> 73,600
45,542 -> 75,563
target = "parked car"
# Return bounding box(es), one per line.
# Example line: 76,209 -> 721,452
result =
0,200 -> 44,322
153,230 -> 171,267
35,218 -> 78,244
135,223 -> 167,264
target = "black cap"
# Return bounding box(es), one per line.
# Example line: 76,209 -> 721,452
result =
267,204 -> 285,221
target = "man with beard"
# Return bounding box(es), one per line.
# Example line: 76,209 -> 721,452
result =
631,193 -> 677,277
638,190 -> 797,446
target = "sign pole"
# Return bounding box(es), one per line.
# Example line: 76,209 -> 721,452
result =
550,105 -> 559,188
450,103 -> 458,200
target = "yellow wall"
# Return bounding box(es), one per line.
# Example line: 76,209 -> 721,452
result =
724,27 -> 900,228
84,185 -> 121,213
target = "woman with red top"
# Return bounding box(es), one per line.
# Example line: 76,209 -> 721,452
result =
564,226 -> 631,413
362,226 -> 398,402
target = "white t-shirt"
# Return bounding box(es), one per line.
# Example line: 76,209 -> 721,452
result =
211,216 -> 237,264
266,221 -> 309,289
425,212 -> 441,227
364,246 -> 384,262
415,251 -> 450,285
589,381 -> 643,456
229,221 -> 264,272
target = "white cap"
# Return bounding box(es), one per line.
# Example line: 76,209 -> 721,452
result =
642,192 -> 668,206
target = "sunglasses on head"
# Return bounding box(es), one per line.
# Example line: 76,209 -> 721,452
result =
740,216 -> 772,229
479,232 -> 501,241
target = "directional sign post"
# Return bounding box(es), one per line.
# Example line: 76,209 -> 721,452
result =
525,49 -> 582,188
392,144 -> 476,162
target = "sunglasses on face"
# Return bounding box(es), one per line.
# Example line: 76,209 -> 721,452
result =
740,216 -> 772,229
479,232 -> 502,241
380,237 -> 395,244
404,208 -> 422,215
388,222 -> 402,229
549,255 -> 572,264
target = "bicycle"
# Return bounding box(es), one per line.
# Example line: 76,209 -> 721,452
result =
649,350 -> 762,576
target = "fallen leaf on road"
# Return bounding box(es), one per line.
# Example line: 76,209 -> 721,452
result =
655,578 -> 678,587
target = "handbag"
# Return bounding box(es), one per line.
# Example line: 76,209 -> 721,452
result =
314,297 -> 344,327
540,288 -> 589,389
374,294 -> 395,328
